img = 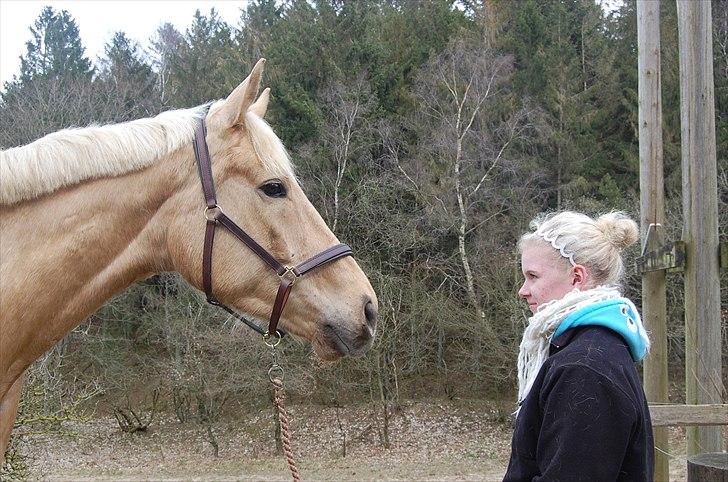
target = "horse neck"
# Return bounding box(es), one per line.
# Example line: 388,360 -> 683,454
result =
0,148 -> 195,378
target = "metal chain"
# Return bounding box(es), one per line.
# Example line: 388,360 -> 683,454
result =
265,334 -> 300,482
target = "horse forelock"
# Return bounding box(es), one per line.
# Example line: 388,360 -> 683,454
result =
0,105 -> 208,205
243,111 -> 295,179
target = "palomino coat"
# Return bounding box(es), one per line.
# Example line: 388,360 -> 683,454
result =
503,326 -> 654,481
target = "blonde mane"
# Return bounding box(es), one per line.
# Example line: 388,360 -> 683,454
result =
0,102 -> 294,205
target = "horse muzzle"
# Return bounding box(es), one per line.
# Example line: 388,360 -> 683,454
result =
316,299 -> 377,359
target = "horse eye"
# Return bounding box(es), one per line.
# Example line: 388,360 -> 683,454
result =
260,181 -> 287,198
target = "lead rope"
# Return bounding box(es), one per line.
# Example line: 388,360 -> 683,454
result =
265,334 -> 301,482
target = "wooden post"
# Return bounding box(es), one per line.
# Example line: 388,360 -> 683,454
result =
637,1 -> 669,479
676,0 -> 723,455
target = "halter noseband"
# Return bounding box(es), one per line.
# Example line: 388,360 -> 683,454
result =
192,108 -> 353,338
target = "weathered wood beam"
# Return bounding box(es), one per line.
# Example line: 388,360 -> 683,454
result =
649,404 -> 728,427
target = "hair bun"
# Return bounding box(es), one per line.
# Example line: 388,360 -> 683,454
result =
596,212 -> 639,249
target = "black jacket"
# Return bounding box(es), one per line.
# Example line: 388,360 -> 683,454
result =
503,326 -> 654,482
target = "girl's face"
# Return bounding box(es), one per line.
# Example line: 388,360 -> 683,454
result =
518,241 -> 581,314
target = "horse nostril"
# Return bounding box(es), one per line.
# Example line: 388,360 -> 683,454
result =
364,300 -> 378,333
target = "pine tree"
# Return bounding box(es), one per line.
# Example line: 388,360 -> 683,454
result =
0,7 -> 96,146
17,6 -> 93,83
166,9 -> 238,107
498,0 -> 630,209
237,0 -> 281,61
98,32 -> 160,119
101,32 -> 153,85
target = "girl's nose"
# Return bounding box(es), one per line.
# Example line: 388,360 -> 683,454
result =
518,282 -> 529,299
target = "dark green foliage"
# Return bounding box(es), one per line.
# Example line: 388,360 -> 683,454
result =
0,8 -> 161,147
98,32 -> 160,119
0,6 -> 97,145
100,32 -> 154,91
164,9 -> 241,106
498,0 -> 639,207
17,6 -> 93,83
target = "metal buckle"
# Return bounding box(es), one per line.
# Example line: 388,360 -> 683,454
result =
279,267 -> 300,285
204,204 -> 223,222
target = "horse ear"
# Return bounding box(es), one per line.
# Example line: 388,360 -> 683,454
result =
249,87 -> 270,118
220,58 -> 266,127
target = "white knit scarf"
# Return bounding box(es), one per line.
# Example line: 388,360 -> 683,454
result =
516,285 -> 622,407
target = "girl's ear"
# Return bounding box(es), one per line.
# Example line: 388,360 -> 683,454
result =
572,265 -> 588,288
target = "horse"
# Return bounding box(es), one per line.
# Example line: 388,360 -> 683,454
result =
0,59 -> 378,463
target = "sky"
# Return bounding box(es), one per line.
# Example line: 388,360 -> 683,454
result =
0,0 -> 248,85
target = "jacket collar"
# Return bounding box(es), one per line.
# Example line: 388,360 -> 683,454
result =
549,327 -> 581,355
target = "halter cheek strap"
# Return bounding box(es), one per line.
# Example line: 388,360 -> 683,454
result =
192,108 -> 353,337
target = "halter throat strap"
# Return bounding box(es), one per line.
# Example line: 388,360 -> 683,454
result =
192,110 -> 353,336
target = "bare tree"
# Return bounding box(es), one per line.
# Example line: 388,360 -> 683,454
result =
410,37 -> 528,327
149,23 -> 183,105
316,73 -> 374,233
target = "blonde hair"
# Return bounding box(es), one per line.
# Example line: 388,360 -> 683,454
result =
518,211 -> 639,286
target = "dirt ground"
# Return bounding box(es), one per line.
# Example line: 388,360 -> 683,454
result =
6,398 -> 694,481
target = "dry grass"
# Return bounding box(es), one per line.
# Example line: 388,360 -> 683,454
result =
8,398 -> 701,481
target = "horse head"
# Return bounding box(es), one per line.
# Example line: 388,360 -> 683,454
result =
166,59 -> 377,360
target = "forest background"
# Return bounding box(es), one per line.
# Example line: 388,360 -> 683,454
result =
1,0 -> 726,468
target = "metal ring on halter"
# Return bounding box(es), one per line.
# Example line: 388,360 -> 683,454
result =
279,267 -> 300,285
204,205 -> 223,222
268,365 -> 284,382
263,330 -> 283,347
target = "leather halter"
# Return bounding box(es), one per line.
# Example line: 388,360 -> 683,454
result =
192,109 -> 353,337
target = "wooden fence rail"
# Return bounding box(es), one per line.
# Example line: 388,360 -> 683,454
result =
649,404 -> 728,427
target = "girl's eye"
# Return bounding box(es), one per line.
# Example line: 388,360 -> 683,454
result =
260,181 -> 287,198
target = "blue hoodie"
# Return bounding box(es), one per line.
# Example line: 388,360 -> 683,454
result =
553,298 -> 649,362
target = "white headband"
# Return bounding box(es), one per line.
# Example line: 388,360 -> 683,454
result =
535,227 -> 577,267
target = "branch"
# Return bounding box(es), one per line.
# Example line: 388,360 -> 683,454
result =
469,136 -> 513,198
396,163 -> 420,192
